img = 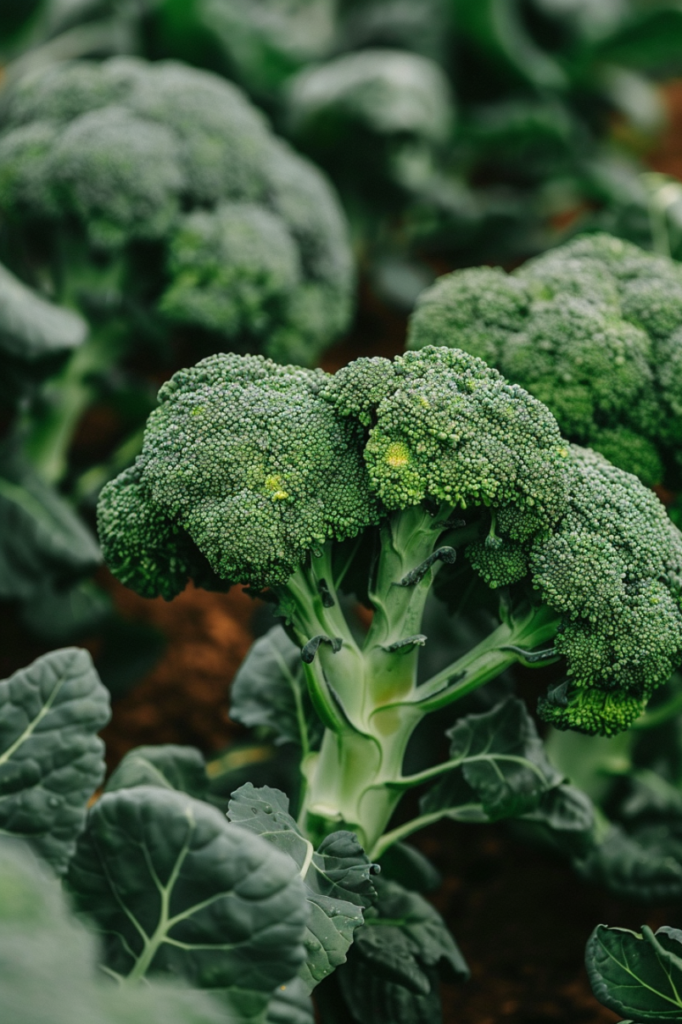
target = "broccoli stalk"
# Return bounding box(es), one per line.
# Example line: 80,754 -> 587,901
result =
278,509 -> 561,851
97,347 -> 682,855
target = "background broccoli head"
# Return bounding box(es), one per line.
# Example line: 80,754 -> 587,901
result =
98,346 -> 682,736
407,232 -> 682,492
0,56 -> 354,365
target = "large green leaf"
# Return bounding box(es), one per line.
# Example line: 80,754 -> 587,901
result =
587,922 -> 682,1021
0,647 -> 110,873
105,743 -> 209,799
421,698 -> 562,822
67,784 -> 309,1011
575,823 -> 682,903
0,839 -> 231,1024
336,877 -> 469,1024
266,977 -> 315,1024
230,626 -> 323,751
227,783 -> 377,991
0,449 -> 101,600
0,260 -> 86,361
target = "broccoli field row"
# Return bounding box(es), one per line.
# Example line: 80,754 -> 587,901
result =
6,4 -> 682,1024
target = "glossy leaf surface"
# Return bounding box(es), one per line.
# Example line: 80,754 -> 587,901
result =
0,647 -> 110,873
587,923 -> 682,1021
68,785 -> 309,1005
228,783 -> 377,990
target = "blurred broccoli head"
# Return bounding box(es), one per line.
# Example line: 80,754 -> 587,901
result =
286,48 -> 454,203
408,232 -> 682,490
0,56 -> 353,365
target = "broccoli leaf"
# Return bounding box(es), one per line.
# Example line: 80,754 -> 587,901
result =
105,743 -> 209,799
0,450 -> 101,601
520,782 -> 596,858
575,823 -> 682,903
67,785 -> 309,1010
230,626 -> 323,751
18,578 -> 112,643
0,648 -> 110,874
0,260 -> 87,361
335,877 -> 469,1024
420,698 -> 563,822
586,923 -> 682,1021
0,840 -> 231,1024
266,977 -> 315,1024
227,783 -> 377,991
378,841 -> 442,893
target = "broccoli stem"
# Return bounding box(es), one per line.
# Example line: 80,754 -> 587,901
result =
20,327 -> 126,484
282,505 -> 564,853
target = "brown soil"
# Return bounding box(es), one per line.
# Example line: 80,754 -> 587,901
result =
97,574 -> 255,768
648,80 -> 682,178
417,819 -> 668,1024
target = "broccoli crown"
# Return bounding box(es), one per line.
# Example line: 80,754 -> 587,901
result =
99,353 -> 379,592
0,57 -> 353,365
407,232 -> 682,489
98,347 -> 682,734
321,347 -> 570,528
531,447 -> 682,705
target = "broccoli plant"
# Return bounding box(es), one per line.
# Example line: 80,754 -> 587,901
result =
97,346 -> 682,862
408,232 -> 682,498
0,56 -> 354,484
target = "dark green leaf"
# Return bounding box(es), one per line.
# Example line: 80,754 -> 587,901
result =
227,783 -> 377,990
105,744 -> 209,799
378,842 -> 442,893
67,785 -> 309,1003
521,783 -> 596,857
267,978 -> 315,1024
587,923 -> 682,1021
0,839 -> 232,1024
0,450 -> 101,601
18,579 -> 112,643
230,626 -> 323,750
336,877 -> 469,1024
0,261 -> 86,361
575,824 -> 682,903
0,648 -> 110,873
421,698 -> 562,822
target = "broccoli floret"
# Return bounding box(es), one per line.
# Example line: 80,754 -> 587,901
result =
159,203 -> 302,348
538,684 -> 645,737
405,267 -> 530,366
0,56 -> 353,362
97,465 -> 229,601
323,347 -> 569,520
588,427 -> 664,488
100,354 -> 379,590
407,232 -> 682,494
98,346 -> 682,757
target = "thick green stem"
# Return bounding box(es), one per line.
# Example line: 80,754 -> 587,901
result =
280,509 -> 563,856
21,329 -> 126,484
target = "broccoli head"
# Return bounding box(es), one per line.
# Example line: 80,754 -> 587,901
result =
99,346 -> 682,737
0,56 -> 353,365
99,353 -> 379,591
408,233 -> 682,490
